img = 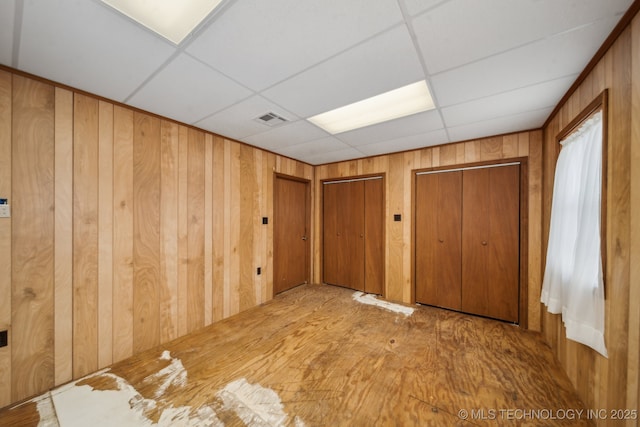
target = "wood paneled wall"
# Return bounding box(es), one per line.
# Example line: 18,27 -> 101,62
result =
541,13 -> 640,426
0,69 -> 313,407
314,131 -> 543,331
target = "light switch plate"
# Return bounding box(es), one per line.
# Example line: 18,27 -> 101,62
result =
0,205 -> 10,218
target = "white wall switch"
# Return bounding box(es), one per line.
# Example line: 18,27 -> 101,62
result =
0,204 -> 10,218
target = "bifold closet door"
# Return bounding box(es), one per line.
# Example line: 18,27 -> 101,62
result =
323,178 -> 383,294
415,171 -> 462,310
323,181 -> 365,292
461,165 -> 520,322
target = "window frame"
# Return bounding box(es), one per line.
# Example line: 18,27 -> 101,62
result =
555,89 -> 608,292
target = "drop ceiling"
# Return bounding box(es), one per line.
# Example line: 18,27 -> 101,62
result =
0,0 -> 632,165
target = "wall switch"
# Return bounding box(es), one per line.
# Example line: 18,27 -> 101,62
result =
0,330 -> 7,348
257,267 -> 262,275
394,214 -> 401,222
0,204 -> 9,218
262,217 -> 268,225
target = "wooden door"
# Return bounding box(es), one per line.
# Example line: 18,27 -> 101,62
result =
364,179 -> 384,295
415,171 -> 462,310
461,165 -> 520,322
274,176 -> 309,294
323,181 -> 365,291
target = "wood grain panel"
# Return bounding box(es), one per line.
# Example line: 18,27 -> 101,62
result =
387,153 -> 404,301
212,136 -> 225,322
415,172 -> 462,311
239,144 -> 256,310
112,106 -> 134,363
204,134 -> 214,325
177,125 -> 189,337
0,70 -> 11,408
11,75 -> 55,401
53,87 -> 73,387
98,101 -> 114,369
364,178 -> 384,295
480,137 -> 502,161
187,129 -> 205,333
132,112 -> 161,353
73,93 -> 99,379
629,11 -> 640,418
228,142 -> 241,316
160,120 -> 179,342
527,131 -> 543,332
265,153 -> 276,299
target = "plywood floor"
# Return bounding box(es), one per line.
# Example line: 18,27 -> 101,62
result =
0,284 -> 589,426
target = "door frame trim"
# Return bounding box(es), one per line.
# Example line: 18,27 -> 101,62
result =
273,173 -> 312,297
412,158 -> 529,328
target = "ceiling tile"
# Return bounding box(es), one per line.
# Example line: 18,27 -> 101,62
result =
338,110 -> 443,146
18,0 -> 176,101
357,129 -> 449,156
401,0 -> 450,17
447,107 -> 553,142
430,15 -> 621,107
0,1 -> 14,66
194,95 -> 299,140
186,0 -> 403,91
128,53 -> 252,125
441,75 -> 577,127
243,120 -> 329,152
303,147 -> 366,165
413,0 -> 631,74
278,137 -> 352,159
262,26 -> 425,118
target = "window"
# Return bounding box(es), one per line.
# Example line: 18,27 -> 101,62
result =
540,91 -> 608,357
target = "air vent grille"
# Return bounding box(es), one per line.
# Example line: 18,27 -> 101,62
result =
254,112 -> 288,127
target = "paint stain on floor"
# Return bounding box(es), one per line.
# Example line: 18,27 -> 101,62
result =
13,350 -> 304,426
352,291 -> 415,316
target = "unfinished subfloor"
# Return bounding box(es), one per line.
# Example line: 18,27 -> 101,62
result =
0,284 -> 589,426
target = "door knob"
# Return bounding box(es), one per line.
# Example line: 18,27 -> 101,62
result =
481,241 -> 488,246
302,236 -> 307,241
438,239 -> 444,243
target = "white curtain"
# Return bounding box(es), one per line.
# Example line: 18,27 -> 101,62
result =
540,111 -> 607,357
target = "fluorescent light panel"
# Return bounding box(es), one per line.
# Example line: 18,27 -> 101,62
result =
308,81 -> 435,134
101,0 -> 223,44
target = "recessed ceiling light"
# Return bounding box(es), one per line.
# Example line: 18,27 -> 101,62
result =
101,0 -> 224,44
308,81 -> 435,135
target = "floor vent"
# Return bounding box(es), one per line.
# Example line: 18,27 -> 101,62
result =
255,112 -> 288,127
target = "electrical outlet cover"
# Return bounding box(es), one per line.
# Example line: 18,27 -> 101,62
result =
0,205 -> 10,218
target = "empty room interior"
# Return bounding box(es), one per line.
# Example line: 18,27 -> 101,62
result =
0,0 -> 639,426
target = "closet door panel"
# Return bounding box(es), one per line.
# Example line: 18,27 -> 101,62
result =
415,172 -> 462,310
323,183 -> 342,286
487,165 -> 520,322
364,179 -> 384,295
346,181 -> 365,292
461,166 -> 520,322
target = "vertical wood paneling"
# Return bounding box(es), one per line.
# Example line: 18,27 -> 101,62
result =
177,125 -> 189,337
541,18 -> 639,427
11,76 -> 55,401
112,106 -> 134,363
628,12 -> 640,419
239,145 -> 256,311
160,120 -> 179,342
53,88 -> 73,387
132,112 -> 161,353
387,153 -> 404,301
187,129 -> 205,333
229,142 -> 241,316
204,134 -> 213,325
606,26 -> 632,420
1,69 -> 317,407
212,136 -> 225,322
527,131 -> 542,332
73,93 -> 99,379
98,101 -> 114,369
0,70 -> 11,408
